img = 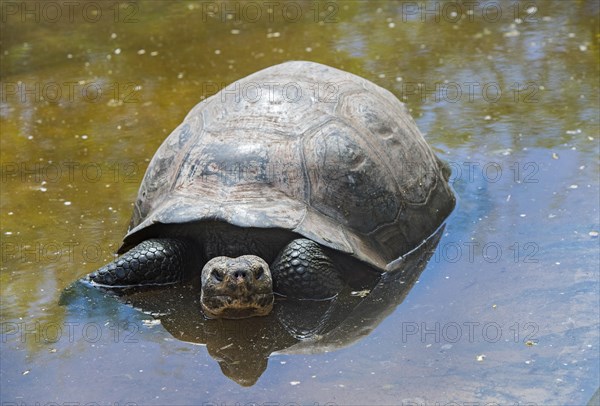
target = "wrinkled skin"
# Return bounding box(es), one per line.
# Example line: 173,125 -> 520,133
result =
200,255 -> 274,319
86,237 -> 344,319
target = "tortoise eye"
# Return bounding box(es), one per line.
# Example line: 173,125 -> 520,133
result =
212,268 -> 224,282
255,266 -> 264,279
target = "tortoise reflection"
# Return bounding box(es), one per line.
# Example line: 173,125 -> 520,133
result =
119,226 -> 444,386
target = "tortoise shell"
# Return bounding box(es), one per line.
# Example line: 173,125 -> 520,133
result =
120,61 -> 455,272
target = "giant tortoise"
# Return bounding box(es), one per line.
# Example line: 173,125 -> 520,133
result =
85,61 -> 455,319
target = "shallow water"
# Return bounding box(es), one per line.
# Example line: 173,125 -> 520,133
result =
1,0 -> 599,404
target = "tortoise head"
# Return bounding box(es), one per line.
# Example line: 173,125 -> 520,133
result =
200,255 -> 274,319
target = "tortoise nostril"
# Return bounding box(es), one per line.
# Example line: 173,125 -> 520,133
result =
233,270 -> 247,280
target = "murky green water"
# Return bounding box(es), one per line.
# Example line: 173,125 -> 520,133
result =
1,0 -> 599,404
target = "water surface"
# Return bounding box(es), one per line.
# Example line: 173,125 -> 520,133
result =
1,1 -> 599,404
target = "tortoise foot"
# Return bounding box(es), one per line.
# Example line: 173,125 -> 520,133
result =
87,238 -> 193,287
271,238 -> 344,299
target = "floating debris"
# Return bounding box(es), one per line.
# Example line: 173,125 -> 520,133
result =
504,23 -> 520,37
351,290 -> 370,298
589,231 -> 599,238
526,6 -> 537,14
290,381 -> 301,386
552,153 -> 559,159
142,319 -> 161,327
476,354 -> 486,362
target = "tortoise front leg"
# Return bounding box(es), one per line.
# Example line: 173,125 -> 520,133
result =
271,238 -> 344,299
87,238 -> 194,287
